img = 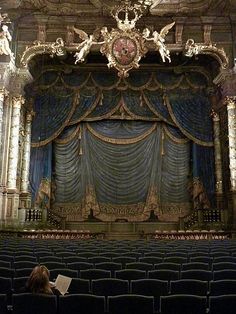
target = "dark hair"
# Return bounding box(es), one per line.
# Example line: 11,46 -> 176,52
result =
26,265 -> 52,294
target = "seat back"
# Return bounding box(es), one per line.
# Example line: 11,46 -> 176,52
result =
181,270 -> 213,281
95,262 -> 122,277
182,262 -> 209,271
108,294 -> 154,314
125,262 -> 153,272
209,295 -> 236,314
160,295 -> 207,314
68,278 -> 90,294
170,279 -> 208,296
139,257 -> 163,265
58,294 -> 105,314
148,270 -> 179,281
80,269 -> 111,280
115,269 -> 146,281
92,278 -> 129,296
13,261 -> 38,269
131,279 -> 168,312
213,270 -> 236,280
155,263 -> 181,271
209,280 -> 236,295
12,277 -> 28,293
0,294 -> 7,314
212,262 -> 236,271
12,293 -> 57,314
50,268 -> 78,281
0,267 -> 15,278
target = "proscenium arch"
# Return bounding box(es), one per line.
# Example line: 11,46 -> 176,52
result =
20,38 -> 229,79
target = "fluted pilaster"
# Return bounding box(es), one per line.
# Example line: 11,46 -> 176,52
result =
7,95 -> 25,190
226,96 -> 236,191
0,88 -> 9,178
20,111 -> 33,193
212,110 -> 223,193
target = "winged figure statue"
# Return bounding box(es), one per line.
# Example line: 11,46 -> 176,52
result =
73,28 -> 94,63
143,21 -> 175,62
0,24 -> 13,57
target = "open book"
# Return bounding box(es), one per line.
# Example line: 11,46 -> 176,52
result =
54,274 -> 72,295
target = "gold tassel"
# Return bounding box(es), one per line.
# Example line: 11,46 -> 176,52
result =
99,93 -> 103,106
78,126 -> 81,140
163,93 -> 167,106
140,92 -> 143,107
161,129 -> 165,156
79,146 -> 83,156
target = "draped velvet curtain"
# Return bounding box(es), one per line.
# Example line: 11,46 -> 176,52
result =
28,69 -> 215,222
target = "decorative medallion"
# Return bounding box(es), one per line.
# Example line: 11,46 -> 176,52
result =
100,29 -> 148,77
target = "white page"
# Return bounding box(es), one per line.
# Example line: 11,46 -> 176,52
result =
54,274 -> 72,295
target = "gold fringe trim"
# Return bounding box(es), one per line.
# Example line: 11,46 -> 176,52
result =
31,66 -> 212,92
165,95 -> 214,147
31,92 -> 79,147
87,122 -> 157,145
68,91 -> 101,125
54,124 -> 81,144
163,124 -> 190,144
142,93 -> 175,125
85,94 -> 124,122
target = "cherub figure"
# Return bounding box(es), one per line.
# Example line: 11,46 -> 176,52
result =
73,27 -> 104,64
143,22 -> 175,63
0,24 -> 14,58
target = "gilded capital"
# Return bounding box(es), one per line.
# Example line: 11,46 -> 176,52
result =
0,88 -> 9,102
26,110 -> 35,123
12,95 -> 25,108
225,96 -> 236,109
211,109 -> 220,122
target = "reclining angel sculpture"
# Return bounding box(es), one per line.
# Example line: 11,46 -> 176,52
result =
143,21 -> 175,62
73,27 -> 104,63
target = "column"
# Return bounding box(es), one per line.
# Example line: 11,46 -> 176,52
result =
0,88 -> 8,179
212,110 -> 223,193
20,110 -> 33,194
0,88 -> 8,223
226,96 -> 236,228
227,97 -> 236,191
7,95 -> 25,190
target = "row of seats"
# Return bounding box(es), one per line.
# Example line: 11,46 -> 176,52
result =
1,261 -> 236,276
2,256 -> 236,267
1,267 -> 236,282
0,292 -> 235,314
8,277 -> 236,298
2,252 -> 236,263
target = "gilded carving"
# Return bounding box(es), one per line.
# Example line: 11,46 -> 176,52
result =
184,39 -> 228,70
21,38 -> 66,67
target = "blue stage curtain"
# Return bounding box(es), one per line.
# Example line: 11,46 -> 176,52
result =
51,121 -> 192,221
29,143 -> 52,208
31,91 -> 76,146
192,143 -> 216,206
167,90 -> 213,145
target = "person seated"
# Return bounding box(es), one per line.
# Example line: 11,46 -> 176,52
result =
21,265 -> 60,295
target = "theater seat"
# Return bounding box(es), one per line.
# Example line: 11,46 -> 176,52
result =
209,295 -> 236,314
12,293 -> 57,314
58,294 -> 105,314
108,294 -> 154,314
160,294 -> 207,314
